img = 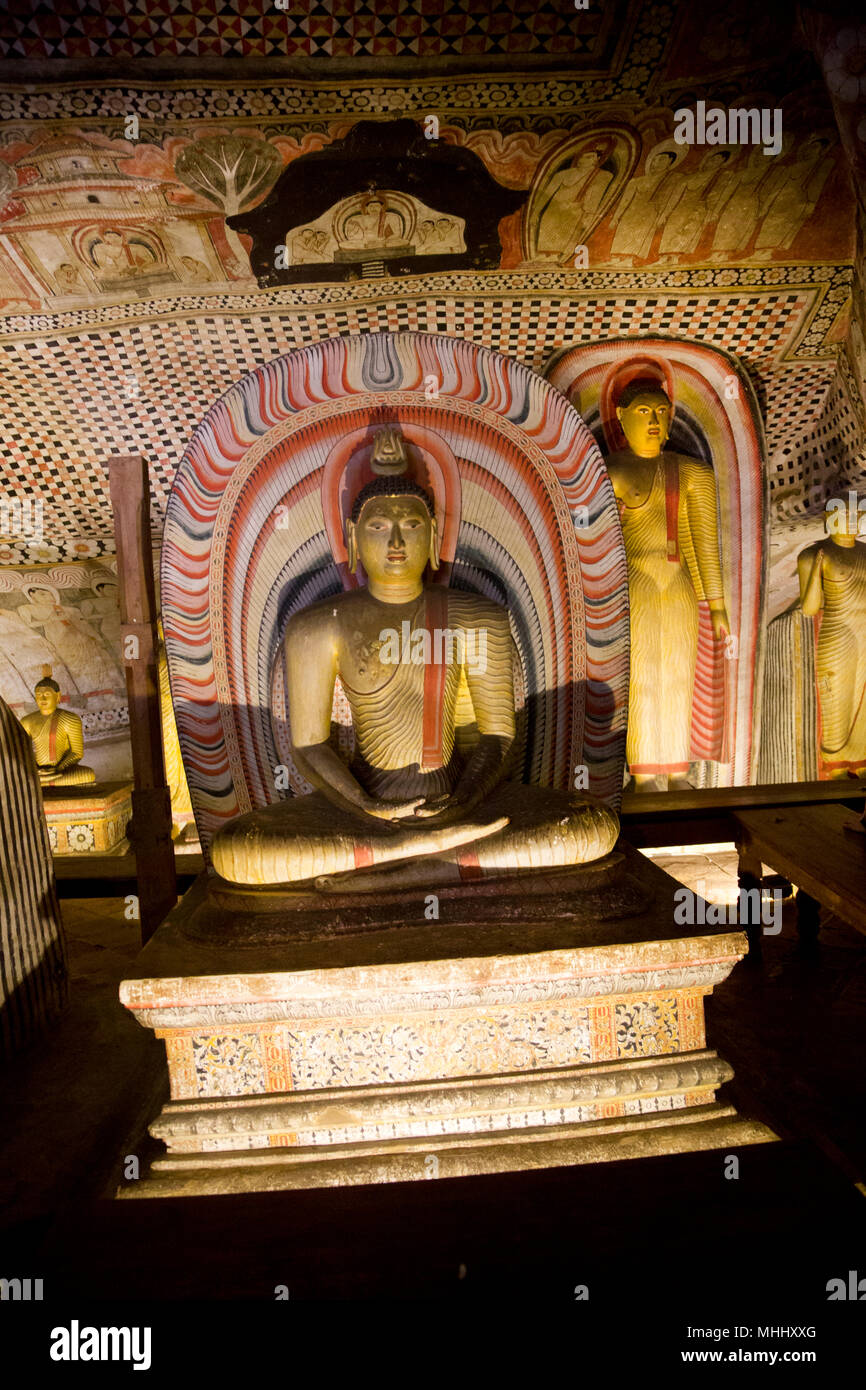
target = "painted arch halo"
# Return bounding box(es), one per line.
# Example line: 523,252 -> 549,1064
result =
161,332 -> 629,852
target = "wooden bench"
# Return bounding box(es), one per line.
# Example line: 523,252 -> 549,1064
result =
732,803 -> 866,949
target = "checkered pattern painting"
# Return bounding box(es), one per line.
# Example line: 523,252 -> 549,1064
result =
0,267 -> 860,564
0,0 -> 612,63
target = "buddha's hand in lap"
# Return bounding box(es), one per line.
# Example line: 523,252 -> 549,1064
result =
409,791 -> 480,826
353,793 -> 506,848
354,795 -> 427,833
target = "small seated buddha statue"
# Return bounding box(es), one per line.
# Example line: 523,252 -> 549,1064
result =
211,426 -> 619,891
20,668 -> 96,787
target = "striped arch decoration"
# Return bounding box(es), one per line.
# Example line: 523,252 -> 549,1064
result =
546,336 -> 767,787
161,333 -> 629,851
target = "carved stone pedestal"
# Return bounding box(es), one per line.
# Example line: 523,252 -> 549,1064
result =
118,848 -> 775,1197
43,780 -> 132,855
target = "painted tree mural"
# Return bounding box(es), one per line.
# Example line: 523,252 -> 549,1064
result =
174,136 -> 282,216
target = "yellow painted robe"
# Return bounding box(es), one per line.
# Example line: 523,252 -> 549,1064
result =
618,454 -> 725,774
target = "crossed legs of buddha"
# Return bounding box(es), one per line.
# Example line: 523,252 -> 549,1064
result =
211,783 -> 619,890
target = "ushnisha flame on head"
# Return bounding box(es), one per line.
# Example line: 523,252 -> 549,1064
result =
349,426 -> 437,524
35,663 -> 60,694
370,424 -> 409,477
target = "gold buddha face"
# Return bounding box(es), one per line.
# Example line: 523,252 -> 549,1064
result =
352,495 -> 435,587
617,390 -> 672,458
34,684 -> 60,715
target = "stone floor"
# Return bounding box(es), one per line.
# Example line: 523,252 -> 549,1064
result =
0,895 -> 168,1230
642,842 -> 749,904
644,843 -> 866,1180
1,856 -> 865,1304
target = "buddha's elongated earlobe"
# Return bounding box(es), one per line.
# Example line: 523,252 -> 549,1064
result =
346,519 -> 358,574
428,516 -> 440,571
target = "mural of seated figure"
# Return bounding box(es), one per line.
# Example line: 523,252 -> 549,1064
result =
20,667 -> 95,787
211,427 -> 619,891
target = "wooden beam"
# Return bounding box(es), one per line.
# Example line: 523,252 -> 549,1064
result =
620,778 -> 866,818
107,454 -> 176,943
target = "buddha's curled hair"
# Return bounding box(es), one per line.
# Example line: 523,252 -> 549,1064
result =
617,377 -> 671,408
350,476 -> 436,523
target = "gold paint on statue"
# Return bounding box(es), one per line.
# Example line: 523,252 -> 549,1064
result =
798,502 -> 866,776
606,385 -> 729,792
157,621 -> 194,836
20,666 -> 95,786
211,427 -> 619,889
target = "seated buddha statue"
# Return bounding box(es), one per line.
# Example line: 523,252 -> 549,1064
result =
211,426 -> 619,892
20,668 -> 95,787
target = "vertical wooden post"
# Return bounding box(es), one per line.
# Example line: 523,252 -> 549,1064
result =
108,454 -> 176,944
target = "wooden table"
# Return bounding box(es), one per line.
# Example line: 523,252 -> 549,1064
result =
620,777 -> 866,848
732,803 -> 866,948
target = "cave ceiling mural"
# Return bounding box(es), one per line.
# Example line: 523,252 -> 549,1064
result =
0,0 -> 862,608
229,120 -> 527,285
0,0 -> 623,66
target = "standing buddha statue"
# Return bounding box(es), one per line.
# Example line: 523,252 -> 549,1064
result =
798,499 -> 866,777
605,380 -> 729,791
